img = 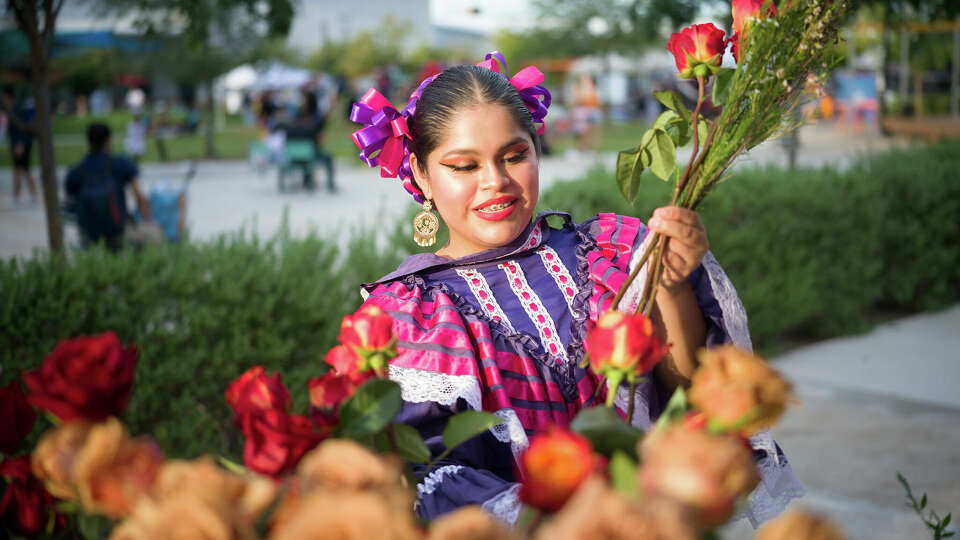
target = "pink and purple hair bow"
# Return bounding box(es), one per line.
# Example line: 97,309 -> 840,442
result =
349,51 -> 552,204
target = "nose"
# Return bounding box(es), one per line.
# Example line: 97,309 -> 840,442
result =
479,160 -> 511,192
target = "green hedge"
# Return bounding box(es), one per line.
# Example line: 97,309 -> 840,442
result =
2,140 -> 958,460
538,138 -> 960,347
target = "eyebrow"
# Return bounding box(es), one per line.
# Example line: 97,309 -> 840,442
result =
440,137 -> 529,158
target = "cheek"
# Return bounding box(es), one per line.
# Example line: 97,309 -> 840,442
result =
430,172 -> 474,212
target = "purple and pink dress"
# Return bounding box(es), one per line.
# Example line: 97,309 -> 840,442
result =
360,211 -> 804,527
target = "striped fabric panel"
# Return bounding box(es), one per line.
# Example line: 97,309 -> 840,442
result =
498,260 -> 567,361
455,268 -> 515,332
587,214 -> 646,320
536,245 -> 579,317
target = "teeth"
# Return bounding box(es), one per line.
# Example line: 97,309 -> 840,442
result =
481,201 -> 512,211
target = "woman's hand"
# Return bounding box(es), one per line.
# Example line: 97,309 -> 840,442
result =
646,206 -> 709,290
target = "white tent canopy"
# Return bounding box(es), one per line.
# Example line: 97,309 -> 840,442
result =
221,64 -> 258,91
253,63 -> 313,91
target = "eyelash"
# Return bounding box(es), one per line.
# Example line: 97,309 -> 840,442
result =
445,150 -> 528,172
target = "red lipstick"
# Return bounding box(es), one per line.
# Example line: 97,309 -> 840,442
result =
473,196 -> 518,221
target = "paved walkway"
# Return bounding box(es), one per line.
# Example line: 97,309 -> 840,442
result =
3,122 -> 951,539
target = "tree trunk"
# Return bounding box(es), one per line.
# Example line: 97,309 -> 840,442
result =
205,78 -> 216,158
30,62 -> 64,254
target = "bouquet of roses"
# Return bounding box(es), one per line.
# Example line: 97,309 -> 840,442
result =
613,0 -> 847,314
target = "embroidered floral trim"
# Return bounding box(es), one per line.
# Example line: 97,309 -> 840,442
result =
481,483 -> 523,525
455,268 -> 515,332
389,364 -> 483,411
416,465 -> 464,497
498,260 -> 567,361
702,251 -> 753,351
536,245 -> 580,317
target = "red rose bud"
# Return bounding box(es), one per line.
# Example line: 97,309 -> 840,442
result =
732,0 -> 776,37
0,456 -> 56,536
23,331 -> 137,422
519,427 -> 598,513
338,305 -> 397,375
242,410 -> 324,478
666,23 -> 727,79
225,366 -> 293,427
307,370 -> 371,430
586,311 -> 669,375
0,382 -> 36,455
324,345 -> 364,378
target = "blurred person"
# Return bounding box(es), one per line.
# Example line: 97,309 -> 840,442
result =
65,122 -> 155,251
279,106 -> 336,193
572,74 -> 601,153
124,112 -> 148,164
3,87 -> 38,204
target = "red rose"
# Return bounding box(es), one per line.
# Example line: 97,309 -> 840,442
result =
339,305 -> 395,352
732,0 -> 776,37
324,345 -> 365,378
242,410 -> 324,478
666,23 -> 727,79
23,331 -> 137,422
225,366 -> 293,426
585,311 -> 669,377
0,382 -> 36,455
307,370 -> 370,429
0,456 -> 55,536
519,427 -> 599,513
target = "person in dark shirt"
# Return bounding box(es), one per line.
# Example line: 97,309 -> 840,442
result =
65,122 -> 152,251
3,87 -> 38,203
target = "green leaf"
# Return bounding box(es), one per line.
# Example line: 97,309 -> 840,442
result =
393,423 -> 431,464
652,110 -> 680,130
616,146 -> 644,204
77,512 -> 109,540
922,494 -> 928,509
608,450 -> 638,496
648,129 -> 677,182
711,68 -> 736,106
697,117 -> 710,147
653,90 -> 691,121
942,513 -> 951,528
570,406 -> 643,459
653,387 -> 689,432
442,410 -> 503,451
338,379 -> 403,438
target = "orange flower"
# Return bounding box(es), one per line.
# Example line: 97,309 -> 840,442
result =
666,23 -> 727,79
639,424 -> 759,527
688,345 -> 794,436
109,489 -> 256,540
756,508 -> 846,540
269,489 -> 420,540
428,505 -> 519,540
519,426 -> 598,512
31,421 -> 94,500
153,458 -> 278,524
71,418 -> 165,519
296,439 -> 401,491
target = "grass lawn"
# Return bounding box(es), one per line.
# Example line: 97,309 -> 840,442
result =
1,108 -> 650,169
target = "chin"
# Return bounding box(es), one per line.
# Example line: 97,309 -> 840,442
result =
470,211 -> 532,247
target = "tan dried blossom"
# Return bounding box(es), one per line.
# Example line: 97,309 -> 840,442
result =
109,490 -> 257,540
154,458 -> 278,522
427,506 -> 518,540
31,420 -> 94,500
72,418 -> 165,519
639,425 -> 760,528
688,345 -> 794,436
756,508 -> 846,540
535,476 -> 696,540
269,489 -> 420,540
296,439 -> 403,490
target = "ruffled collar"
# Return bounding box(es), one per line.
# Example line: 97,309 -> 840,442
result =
364,211 -> 572,289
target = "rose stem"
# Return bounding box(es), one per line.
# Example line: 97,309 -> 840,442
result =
626,378 -> 638,425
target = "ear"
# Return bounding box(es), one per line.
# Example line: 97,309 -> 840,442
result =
409,153 -> 432,201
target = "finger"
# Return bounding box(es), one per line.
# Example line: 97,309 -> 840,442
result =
653,206 -> 703,228
648,216 -> 707,248
660,252 -> 687,286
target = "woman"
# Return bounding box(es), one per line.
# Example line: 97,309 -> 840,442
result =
354,53 -> 802,527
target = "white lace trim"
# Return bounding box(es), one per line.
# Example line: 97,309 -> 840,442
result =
702,251 -> 753,351
499,260 -> 567,361
615,231 -> 653,313
536,245 -> 580,317
456,268 -> 514,332
732,453 -> 806,528
388,364 -> 482,411
416,465 -> 463,497
490,409 -> 529,464
481,483 -> 523,526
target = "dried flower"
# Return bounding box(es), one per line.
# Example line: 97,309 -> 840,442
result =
296,439 -> 401,491
757,508 -> 846,540
688,345 -> 793,436
428,505 -> 519,540
31,420 -> 94,500
269,489 -> 420,540
639,424 -> 759,527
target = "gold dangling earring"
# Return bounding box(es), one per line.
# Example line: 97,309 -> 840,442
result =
412,200 -> 440,247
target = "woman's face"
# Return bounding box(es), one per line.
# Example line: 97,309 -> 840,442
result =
411,103 -> 539,259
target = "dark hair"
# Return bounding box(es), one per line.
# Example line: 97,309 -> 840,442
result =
410,65 -> 540,178
86,122 -> 111,152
